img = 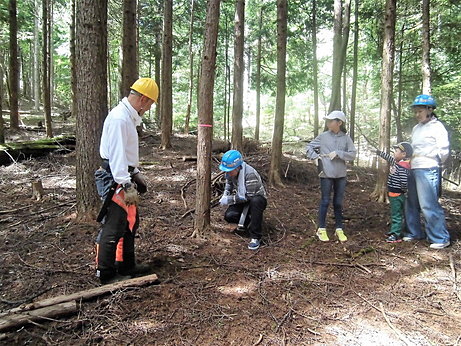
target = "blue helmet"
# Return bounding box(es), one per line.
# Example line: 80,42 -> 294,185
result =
411,94 -> 437,109
219,150 -> 243,172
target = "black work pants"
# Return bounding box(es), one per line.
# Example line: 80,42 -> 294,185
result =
97,201 -> 139,281
224,195 -> 267,239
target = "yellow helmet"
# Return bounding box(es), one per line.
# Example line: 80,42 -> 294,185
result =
130,78 -> 159,103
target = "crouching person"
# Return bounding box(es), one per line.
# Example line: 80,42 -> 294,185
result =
218,150 -> 267,250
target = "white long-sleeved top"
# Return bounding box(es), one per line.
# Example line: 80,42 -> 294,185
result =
99,97 -> 142,185
410,117 -> 449,169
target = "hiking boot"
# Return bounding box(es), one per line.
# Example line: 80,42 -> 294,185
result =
316,228 -> 329,242
119,263 -> 151,277
335,228 -> 347,242
248,238 -> 261,250
386,234 -> 402,243
429,242 -> 450,249
402,236 -> 419,242
100,274 -> 131,285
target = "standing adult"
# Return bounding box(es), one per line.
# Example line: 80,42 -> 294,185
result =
404,94 -> 450,249
95,77 -> 158,284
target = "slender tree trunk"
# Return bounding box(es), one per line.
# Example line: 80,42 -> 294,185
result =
341,0 -> 351,113
372,0 -> 396,202
70,0 -> 77,119
42,0 -> 53,137
223,16 -> 229,141
154,21 -> 162,128
421,0 -> 432,94
255,5 -> 262,141
350,0 -> 359,142
269,0 -> 287,187
160,0 -> 173,149
329,0 -> 343,113
312,0 -> 320,137
395,24 -> 405,143
33,0 -> 40,111
0,65 -> 4,144
184,0 -> 196,135
50,0 -> 54,105
193,0 -> 221,238
121,0 -> 138,98
8,0 -> 19,130
75,0 -> 108,219
231,0 -> 245,152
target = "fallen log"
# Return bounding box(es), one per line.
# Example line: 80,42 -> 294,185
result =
1,274 -> 158,317
0,301 -> 77,332
0,135 -> 76,165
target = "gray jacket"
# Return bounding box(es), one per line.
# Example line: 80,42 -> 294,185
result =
224,163 -> 267,205
306,131 -> 356,178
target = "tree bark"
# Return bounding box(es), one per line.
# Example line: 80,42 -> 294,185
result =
329,0 -> 343,113
193,0 -> 221,238
75,0 -> 108,219
8,0 -> 20,130
160,0 -> 173,149
421,0 -> 432,94
231,0 -> 245,152
312,0 -> 320,138
269,0 -> 287,187
372,0 -> 396,202
184,0 -> 196,135
255,5 -> 262,141
0,65 -> 4,144
33,0 -> 40,111
121,0 -> 138,98
42,0 -> 53,137
349,0 -> 359,142
70,0 -> 77,121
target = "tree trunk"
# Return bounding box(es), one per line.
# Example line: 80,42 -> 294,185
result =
42,0 -> 53,137
121,0 -> 138,98
341,0 -> 351,113
33,0 -> 40,111
75,0 -> 108,219
349,0 -> 359,142
421,0 -> 432,94
193,0 -> 221,238
161,0 -> 173,149
184,0 -> 196,135
70,0 -> 77,122
269,0 -> 287,187
231,0 -> 245,152
255,5 -> 262,141
372,0 -> 396,202
223,16 -> 229,141
395,24 -> 405,143
8,0 -> 19,130
0,65 -> 4,144
312,0 -> 320,137
154,18 -> 162,128
329,0 -> 343,113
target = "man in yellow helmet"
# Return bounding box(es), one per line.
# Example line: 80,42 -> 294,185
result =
94,77 -> 158,285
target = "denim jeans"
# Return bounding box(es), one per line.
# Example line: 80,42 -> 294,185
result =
319,177 -> 346,229
405,168 -> 450,244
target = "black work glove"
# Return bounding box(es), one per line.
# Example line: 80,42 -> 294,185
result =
132,172 -> 148,194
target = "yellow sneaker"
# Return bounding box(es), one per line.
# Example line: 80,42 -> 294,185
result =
335,228 -> 347,242
316,228 -> 329,242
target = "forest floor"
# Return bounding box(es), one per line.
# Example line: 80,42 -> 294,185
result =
0,118 -> 461,345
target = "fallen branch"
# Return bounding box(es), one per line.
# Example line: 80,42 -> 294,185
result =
379,302 -> 412,346
0,301 -> 77,332
449,254 -> 461,301
0,274 -> 158,317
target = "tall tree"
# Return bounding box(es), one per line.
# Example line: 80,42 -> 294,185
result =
70,0 -> 77,118
0,64 -> 4,144
231,0 -> 245,151
121,0 -> 138,98
33,0 -> 40,111
349,0 -> 359,142
372,0 -> 396,202
75,0 -> 108,218
160,0 -> 173,149
193,0 -> 221,238
312,0 -> 320,137
254,4 -> 262,141
42,0 -> 53,137
184,0 -> 196,135
268,0 -> 287,187
329,0 -> 343,113
8,0 -> 20,130
421,0 -> 431,94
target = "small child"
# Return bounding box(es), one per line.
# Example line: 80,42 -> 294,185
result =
306,111 -> 357,242
375,142 -> 413,243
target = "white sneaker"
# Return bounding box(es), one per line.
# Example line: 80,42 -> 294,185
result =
429,242 -> 450,249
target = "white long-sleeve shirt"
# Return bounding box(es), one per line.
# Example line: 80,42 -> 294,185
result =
410,117 -> 449,169
99,97 -> 142,185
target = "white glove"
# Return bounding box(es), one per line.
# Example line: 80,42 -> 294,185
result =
219,195 -> 230,206
328,151 -> 337,160
313,157 -> 319,166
